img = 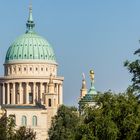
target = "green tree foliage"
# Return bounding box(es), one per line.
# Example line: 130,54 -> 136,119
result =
0,115 -> 7,140
48,105 -> 80,140
0,115 -> 36,140
49,92 -> 140,140
76,91 -> 140,140
124,48 -> 140,92
14,126 -> 36,140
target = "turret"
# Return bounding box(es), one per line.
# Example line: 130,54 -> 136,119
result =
80,73 -> 87,98
79,70 -> 97,113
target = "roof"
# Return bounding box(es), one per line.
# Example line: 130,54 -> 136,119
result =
2,104 -> 46,110
79,82 -> 97,104
5,6 -> 56,64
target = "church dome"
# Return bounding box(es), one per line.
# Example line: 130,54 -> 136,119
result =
5,6 -> 56,64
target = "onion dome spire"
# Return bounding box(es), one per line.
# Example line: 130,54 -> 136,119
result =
26,4 -> 35,33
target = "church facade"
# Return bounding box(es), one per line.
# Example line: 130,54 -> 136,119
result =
0,6 -> 64,140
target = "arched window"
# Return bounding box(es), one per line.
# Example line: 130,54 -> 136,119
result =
32,116 -> 37,126
21,115 -> 27,126
48,99 -> 51,107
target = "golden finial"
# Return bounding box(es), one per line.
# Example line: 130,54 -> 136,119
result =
89,69 -> 94,81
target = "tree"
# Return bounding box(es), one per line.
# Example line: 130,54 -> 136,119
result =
0,116 -> 36,140
14,126 -> 36,140
48,105 -> 80,140
0,115 -> 7,140
75,91 -> 140,140
124,48 -> 140,92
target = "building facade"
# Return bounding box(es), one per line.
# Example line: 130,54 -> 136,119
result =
0,5 -> 64,140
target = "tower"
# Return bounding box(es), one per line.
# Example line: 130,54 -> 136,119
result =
80,73 -> 87,98
79,70 -> 97,113
0,5 -> 64,140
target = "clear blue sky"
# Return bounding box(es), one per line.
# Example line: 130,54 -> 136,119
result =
0,1 -> 139,106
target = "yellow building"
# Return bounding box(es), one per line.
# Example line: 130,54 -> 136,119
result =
0,5 -> 64,140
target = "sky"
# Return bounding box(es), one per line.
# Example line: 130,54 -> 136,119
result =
0,1 -> 139,106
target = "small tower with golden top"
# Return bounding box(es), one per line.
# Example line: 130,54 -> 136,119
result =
79,69 -> 97,113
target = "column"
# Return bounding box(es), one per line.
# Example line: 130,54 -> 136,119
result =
2,83 -> 5,105
36,84 -> 38,102
33,82 -> 36,104
56,84 -> 59,105
46,83 -> 48,94
12,83 -> 15,104
40,82 -> 43,104
59,84 -> 63,105
19,83 -> 23,104
7,83 -> 10,104
26,83 -> 29,104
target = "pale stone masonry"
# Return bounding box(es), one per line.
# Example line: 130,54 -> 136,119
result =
0,5 -> 64,140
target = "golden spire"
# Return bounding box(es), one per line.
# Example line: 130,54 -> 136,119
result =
90,69 -> 94,81
89,69 -> 95,87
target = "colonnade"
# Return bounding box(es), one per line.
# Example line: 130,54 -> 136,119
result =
0,82 -> 63,106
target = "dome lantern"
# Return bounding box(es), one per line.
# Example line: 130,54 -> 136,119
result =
26,4 -> 35,33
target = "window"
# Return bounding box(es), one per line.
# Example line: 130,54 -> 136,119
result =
32,116 -> 37,126
22,116 -> 27,126
48,99 -> 51,107
41,68 -> 43,71
30,67 -> 32,71
29,93 -> 33,104
24,67 -> 26,71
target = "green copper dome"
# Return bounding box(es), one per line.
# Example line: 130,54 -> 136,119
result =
5,6 -> 56,64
